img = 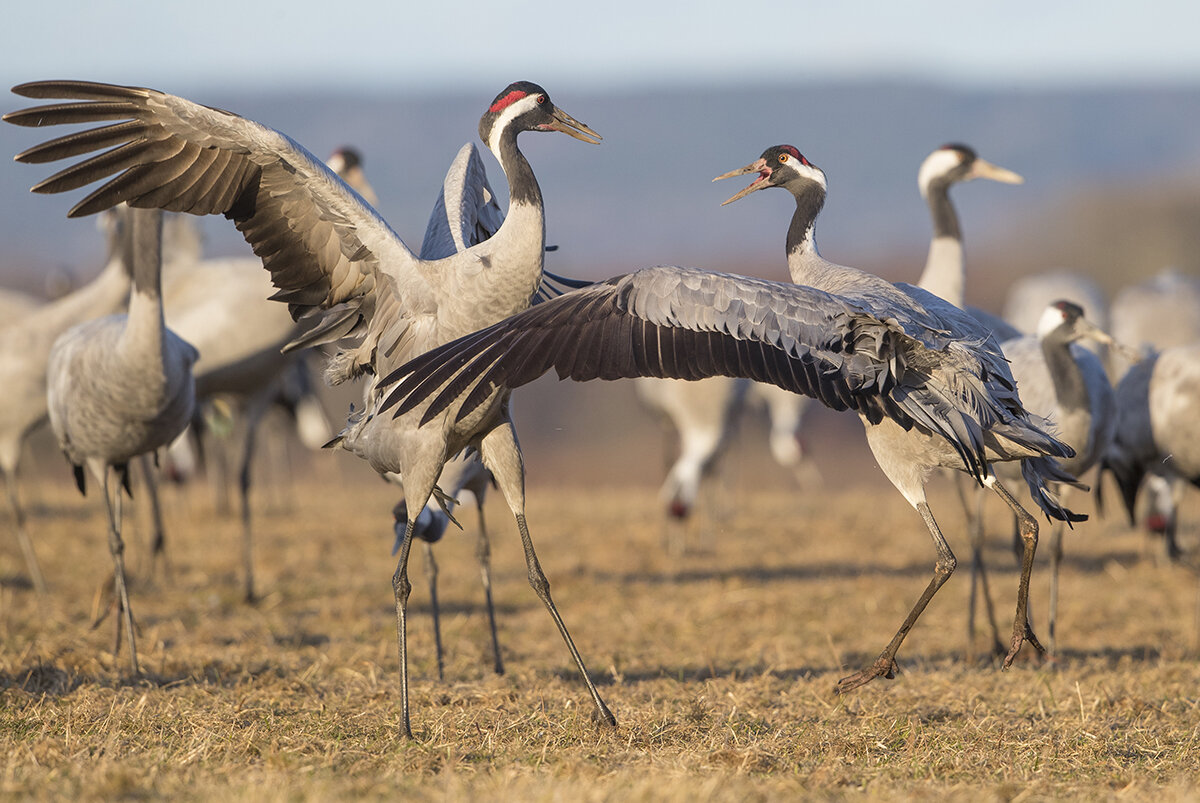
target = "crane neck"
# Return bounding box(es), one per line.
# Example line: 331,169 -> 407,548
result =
916,180 -> 966,307
1039,333 -> 1091,416
121,208 -> 167,357
923,179 -> 962,241
784,183 -> 825,283
489,126 -> 542,210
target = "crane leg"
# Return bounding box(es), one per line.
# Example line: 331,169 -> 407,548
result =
836,501 -> 956,693
989,478 -> 1046,667
102,466 -> 139,676
481,421 -> 616,727
956,475 -> 1004,660
474,498 -> 505,675
423,540 -> 444,682
238,405 -> 266,604
1048,522 -> 1064,655
139,454 -> 171,582
5,466 -> 48,594
392,519 -> 417,740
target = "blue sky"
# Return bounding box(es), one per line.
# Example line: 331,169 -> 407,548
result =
4,1 -> 1200,93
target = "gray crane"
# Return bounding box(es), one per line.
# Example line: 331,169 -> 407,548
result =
1105,269 -> 1200,548
5,79 -> 605,738
0,210 -> 133,594
914,143 -> 1023,311
1102,343 -> 1200,560
331,142 -> 507,680
46,207 -> 197,675
988,302 -> 1119,653
379,144 -> 1083,694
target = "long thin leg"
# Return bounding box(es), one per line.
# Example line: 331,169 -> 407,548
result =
103,466 -> 139,675
957,475 -> 1003,659
474,498 -> 505,675
989,478 -> 1046,667
139,454 -> 170,581
392,519 -> 417,739
423,540 -> 444,682
514,512 -> 616,726
836,501 -> 956,693
480,420 -> 615,727
238,409 -> 262,604
5,467 -> 47,594
1047,522 -> 1064,655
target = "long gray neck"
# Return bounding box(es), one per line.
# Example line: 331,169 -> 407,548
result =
923,179 -> 961,240
493,128 -> 541,209
916,179 -> 966,307
126,208 -> 163,299
122,207 -> 166,358
1040,333 -> 1090,414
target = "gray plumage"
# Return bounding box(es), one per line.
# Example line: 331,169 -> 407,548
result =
1101,344 -> 1200,560
332,143 -> 505,680
47,207 -> 197,675
0,210 -> 133,594
382,144 -> 1083,694
5,79 -> 606,738
992,301 -> 1118,652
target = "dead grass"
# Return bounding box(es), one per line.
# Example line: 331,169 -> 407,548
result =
1,454 -> 1199,801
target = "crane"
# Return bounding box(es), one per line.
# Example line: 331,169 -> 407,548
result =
988,301 -> 1119,653
915,142 -> 1023,311
378,144 -> 1084,694
0,209 -> 134,593
5,78 -> 605,737
46,207 -> 197,674
1101,343 -> 1200,561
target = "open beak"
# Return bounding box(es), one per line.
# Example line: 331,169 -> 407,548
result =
713,158 -> 770,206
544,107 -> 602,144
969,158 -> 1024,185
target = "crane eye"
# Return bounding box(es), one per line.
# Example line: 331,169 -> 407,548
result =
778,154 -> 789,163
536,94 -> 547,104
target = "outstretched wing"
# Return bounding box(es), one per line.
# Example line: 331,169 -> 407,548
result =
419,142 -> 505,261
380,266 -> 1072,481
5,80 -> 433,375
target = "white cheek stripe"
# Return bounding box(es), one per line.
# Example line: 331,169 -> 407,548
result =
488,94 -> 541,154
918,148 -> 964,195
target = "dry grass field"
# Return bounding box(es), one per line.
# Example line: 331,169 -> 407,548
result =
1,418 -> 1199,801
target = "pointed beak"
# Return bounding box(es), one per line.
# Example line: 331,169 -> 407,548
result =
544,107 -> 602,144
713,158 -> 770,206
968,158 -> 1024,185
1073,318 -> 1143,363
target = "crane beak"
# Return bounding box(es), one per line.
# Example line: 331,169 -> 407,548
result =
543,107 -> 602,144
1073,318 -> 1143,363
713,158 -> 770,206
969,158 -> 1024,185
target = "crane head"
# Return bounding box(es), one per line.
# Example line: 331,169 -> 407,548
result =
478,82 -> 601,151
713,145 -> 825,206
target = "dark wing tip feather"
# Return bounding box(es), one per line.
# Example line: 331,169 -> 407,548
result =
10,80 -> 149,100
